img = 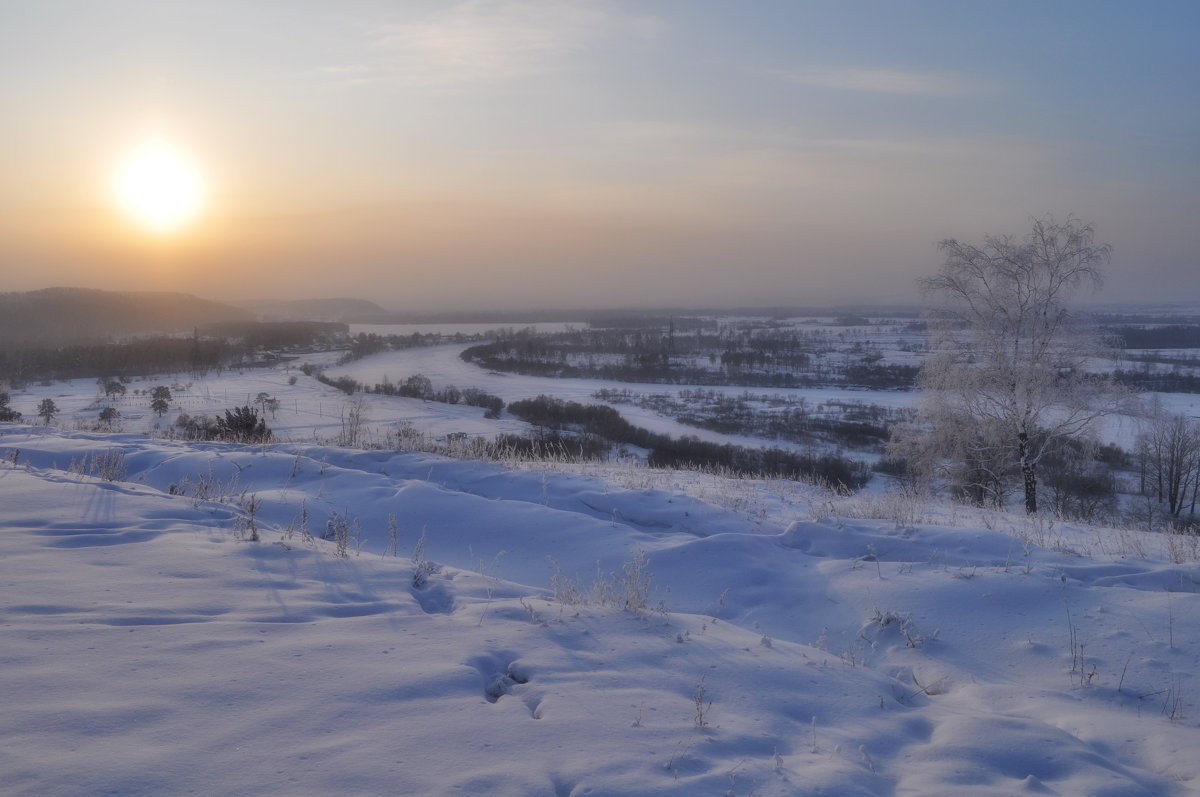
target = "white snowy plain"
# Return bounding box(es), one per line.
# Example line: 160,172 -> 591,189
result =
2,412 -> 1198,795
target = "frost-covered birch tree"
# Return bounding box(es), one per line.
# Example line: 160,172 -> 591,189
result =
899,215 -> 1120,514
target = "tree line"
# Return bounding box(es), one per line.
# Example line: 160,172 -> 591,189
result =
460,325 -> 918,390
0,322 -> 350,385
507,395 -> 869,489
301,366 -> 506,418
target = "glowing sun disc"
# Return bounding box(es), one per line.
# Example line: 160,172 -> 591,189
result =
112,138 -> 206,234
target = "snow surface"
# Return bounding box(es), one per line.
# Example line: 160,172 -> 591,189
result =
2,421 -> 1198,795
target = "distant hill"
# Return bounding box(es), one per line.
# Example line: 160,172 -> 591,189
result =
236,297 -> 391,323
0,287 -> 251,346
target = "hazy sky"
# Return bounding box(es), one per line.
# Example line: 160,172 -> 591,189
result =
2,1 -> 1197,312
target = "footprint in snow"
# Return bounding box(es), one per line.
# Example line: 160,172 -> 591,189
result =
467,652 -> 537,713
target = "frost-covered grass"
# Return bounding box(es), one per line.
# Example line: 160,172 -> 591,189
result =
1,421 -> 1198,795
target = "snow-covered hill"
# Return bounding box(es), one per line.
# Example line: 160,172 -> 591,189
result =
1,425 -> 1197,795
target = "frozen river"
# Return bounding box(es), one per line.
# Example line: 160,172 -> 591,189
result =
326,343 -> 916,452
325,342 -> 1200,452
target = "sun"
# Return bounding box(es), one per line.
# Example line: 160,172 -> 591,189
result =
112,137 -> 207,235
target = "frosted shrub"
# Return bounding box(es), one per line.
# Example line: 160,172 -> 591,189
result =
234,492 -> 262,542
411,529 -> 440,587
548,549 -> 656,613
67,449 -> 127,482
323,511 -> 363,558
692,677 -> 711,729
337,398 -> 367,448
92,449 -> 127,482
840,488 -> 928,529
862,608 -> 925,648
620,549 -> 653,611
549,558 -> 586,606
172,468 -> 240,508
1164,526 -> 1200,563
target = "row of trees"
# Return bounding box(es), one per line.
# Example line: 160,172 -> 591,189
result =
99,380 -> 174,416
303,366 -> 506,419
461,322 -> 919,390
3,382 -> 182,430
0,336 -> 234,384
507,395 -> 870,489
595,387 -> 907,452
0,321 -> 354,387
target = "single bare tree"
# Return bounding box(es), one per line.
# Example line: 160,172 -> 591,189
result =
899,215 -> 1122,514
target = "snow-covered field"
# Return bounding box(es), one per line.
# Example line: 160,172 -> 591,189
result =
3,365 -> 532,451
2,417 -> 1198,795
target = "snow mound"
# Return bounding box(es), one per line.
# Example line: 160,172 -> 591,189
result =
1,428 -> 1197,795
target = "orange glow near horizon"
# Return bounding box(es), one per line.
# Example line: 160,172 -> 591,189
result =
111,137 -> 207,236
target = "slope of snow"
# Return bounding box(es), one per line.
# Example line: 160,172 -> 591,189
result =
1,424 -> 1197,795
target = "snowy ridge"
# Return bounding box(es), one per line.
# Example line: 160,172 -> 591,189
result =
1,426 -> 1198,795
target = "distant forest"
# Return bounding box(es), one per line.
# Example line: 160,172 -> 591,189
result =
460,324 -> 920,390
1110,324 -> 1200,349
0,322 -> 346,385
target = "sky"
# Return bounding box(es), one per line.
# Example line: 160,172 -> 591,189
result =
1,0 -> 1198,313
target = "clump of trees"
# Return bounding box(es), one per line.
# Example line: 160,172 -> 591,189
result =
508,396 -> 648,444
893,216 -> 1123,513
1135,403 -> 1200,523
254,392 -> 280,419
175,406 -> 271,443
1040,441 -> 1123,522
304,366 -> 505,418
0,392 -> 20,422
215,406 -> 271,443
596,388 -> 907,452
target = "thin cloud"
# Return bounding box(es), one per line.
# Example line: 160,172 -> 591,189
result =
354,0 -> 661,88
771,67 -> 984,96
